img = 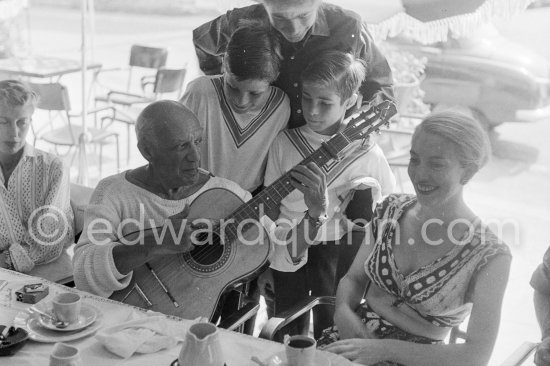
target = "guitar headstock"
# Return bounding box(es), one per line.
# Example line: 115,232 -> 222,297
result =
342,100 -> 397,142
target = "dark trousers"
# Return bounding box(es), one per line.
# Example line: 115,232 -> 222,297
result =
261,188 -> 373,340
266,239 -> 340,339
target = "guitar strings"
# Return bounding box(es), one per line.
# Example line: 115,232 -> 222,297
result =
186,105 -> 390,265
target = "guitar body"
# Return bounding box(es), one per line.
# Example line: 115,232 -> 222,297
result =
109,187 -> 271,320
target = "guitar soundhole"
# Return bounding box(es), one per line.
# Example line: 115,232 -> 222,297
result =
188,231 -> 224,266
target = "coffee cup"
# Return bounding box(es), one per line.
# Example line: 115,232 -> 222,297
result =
49,342 -> 82,366
52,293 -> 81,324
284,335 -> 316,366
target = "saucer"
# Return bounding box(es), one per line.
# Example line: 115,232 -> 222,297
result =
263,351 -> 330,366
13,305 -> 103,343
37,303 -> 98,332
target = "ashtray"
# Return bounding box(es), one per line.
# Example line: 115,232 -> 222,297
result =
0,326 -> 29,356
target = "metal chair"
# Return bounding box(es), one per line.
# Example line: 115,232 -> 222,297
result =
95,44 -> 168,95
30,82 -> 120,177
99,67 -> 187,162
259,295 -> 467,344
499,341 -> 538,366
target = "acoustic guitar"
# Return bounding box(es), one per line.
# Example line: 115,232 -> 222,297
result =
109,100 -> 397,320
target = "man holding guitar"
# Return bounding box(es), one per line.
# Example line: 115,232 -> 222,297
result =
72,100 -> 329,318
73,101 -> 251,298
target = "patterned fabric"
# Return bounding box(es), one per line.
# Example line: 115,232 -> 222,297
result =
0,145 -> 73,273
318,302 -> 441,366
366,194 -> 512,327
263,125 -> 396,249
317,302 -> 442,348
192,3 -> 394,128
317,194 -> 510,365
180,75 -> 290,192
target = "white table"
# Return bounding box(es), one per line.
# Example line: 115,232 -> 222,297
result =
0,268 -> 286,366
0,268 -> 356,366
0,56 -> 102,80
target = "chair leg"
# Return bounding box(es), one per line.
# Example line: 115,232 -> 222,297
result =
69,146 -> 77,170
126,124 -> 131,165
115,135 -> 120,173
99,144 -> 103,178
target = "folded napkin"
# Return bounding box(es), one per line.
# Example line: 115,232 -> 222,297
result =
96,312 -> 189,358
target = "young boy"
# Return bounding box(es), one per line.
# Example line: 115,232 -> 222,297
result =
262,50 -> 396,338
181,21 -> 290,194
0,80 -> 74,280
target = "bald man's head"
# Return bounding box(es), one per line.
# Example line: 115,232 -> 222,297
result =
135,100 -> 201,150
134,100 -> 203,188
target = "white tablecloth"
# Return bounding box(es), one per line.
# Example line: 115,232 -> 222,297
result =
0,268 -> 355,366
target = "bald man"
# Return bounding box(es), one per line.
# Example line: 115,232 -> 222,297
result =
73,100 -> 251,297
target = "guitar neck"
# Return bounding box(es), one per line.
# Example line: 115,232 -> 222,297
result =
221,100 -> 396,240
232,132 -> 352,225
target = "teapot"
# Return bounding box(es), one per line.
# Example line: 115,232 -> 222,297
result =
178,322 -> 224,366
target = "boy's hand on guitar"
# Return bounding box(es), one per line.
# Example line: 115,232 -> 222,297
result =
290,162 -> 328,218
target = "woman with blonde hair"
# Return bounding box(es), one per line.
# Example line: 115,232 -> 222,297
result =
321,110 -> 511,366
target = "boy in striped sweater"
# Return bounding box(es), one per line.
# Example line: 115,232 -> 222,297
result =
262,50 -> 396,338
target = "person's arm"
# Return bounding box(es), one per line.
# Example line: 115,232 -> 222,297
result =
74,196 -> 194,297
263,139 -> 325,270
531,247 -> 550,365
8,159 -> 74,273
110,211 -> 193,276
534,290 -> 550,366
326,254 -> 512,366
333,225 -> 375,339
192,13 -> 234,75
283,162 -> 328,261
357,23 -> 395,106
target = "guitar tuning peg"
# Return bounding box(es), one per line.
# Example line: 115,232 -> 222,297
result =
376,129 -> 381,135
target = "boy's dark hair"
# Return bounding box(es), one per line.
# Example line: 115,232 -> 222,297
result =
0,79 -> 38,108
225,20 -> 282,83
301,50 -> 367,102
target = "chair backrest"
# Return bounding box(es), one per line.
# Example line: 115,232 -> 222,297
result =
30,82 -> 71,112
153,68 -> 187,96
129,45 -> 168,69
70,183 -> 94,236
